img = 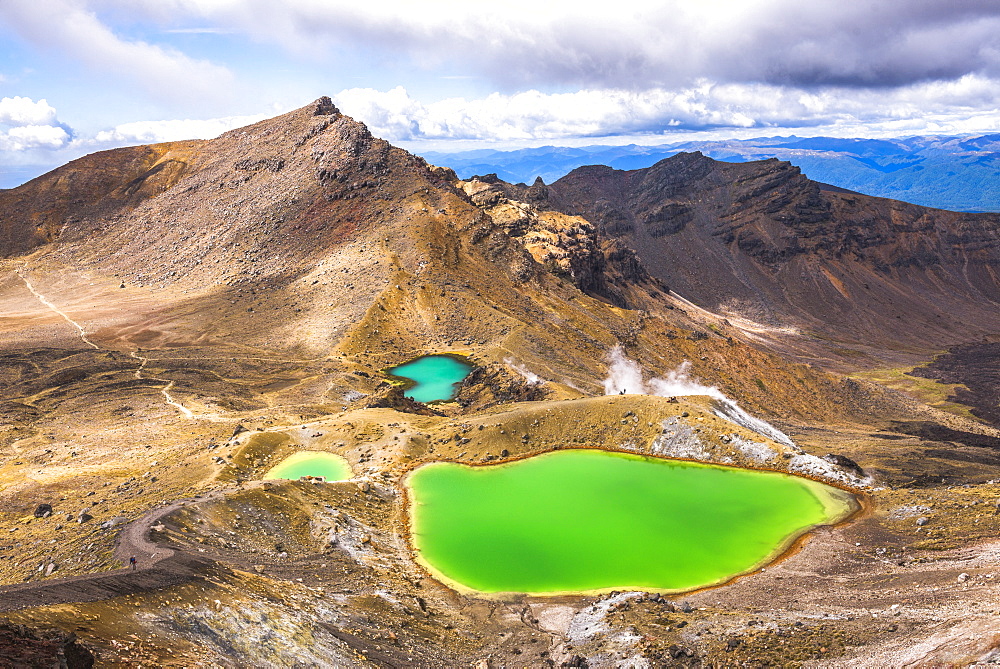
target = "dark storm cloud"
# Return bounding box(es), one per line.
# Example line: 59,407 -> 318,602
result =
470,1 -> 1000,90
130,0 -> 1000,90
79,0 -> 1000,90
738,2 -> 1000,88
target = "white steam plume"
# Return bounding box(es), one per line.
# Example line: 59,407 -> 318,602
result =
602,346 -> 646,396
603,345 -> 794,447
505,357 -> 543,385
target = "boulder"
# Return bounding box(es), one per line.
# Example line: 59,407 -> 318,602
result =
823,453 -> 865,476
33,503 -> 52,518
0,622 -> 94,668
100,516 -> 128,530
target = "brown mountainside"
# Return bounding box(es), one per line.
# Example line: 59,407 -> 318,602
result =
0,98 -> 847,420
517,152 -> 1000,363
0,141 -> 201,255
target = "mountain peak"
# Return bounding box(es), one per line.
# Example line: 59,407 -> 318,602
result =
313,96 -> 340,116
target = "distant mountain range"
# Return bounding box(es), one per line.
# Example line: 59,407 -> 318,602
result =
424,134 -> 1000,212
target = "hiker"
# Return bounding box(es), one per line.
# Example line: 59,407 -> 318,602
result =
129,556 -> 137,571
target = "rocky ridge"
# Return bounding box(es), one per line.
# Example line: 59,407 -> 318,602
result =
521,152 -> 1000,363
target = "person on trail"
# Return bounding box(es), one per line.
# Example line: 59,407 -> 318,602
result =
129,556 -> 137,571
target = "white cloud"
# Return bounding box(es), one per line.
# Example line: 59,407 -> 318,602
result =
335,76 -> 1000,143
0,125 -> 71,152
88,114 -> 269,146
0,0 -> 233,106
7,74 -> 1000,167
0,96 -> 59,127
0,96 -> 71,152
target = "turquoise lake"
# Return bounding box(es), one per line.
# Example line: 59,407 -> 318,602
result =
387,355 -> 473,403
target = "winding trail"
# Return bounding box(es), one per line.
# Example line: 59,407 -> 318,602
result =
13,266 -> 216,421
0,486 -> 247,613
16,269 -> 100,350
129,350 -> 206,420
161,381 -> 196,419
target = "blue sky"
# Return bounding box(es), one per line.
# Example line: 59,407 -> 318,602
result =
4,0 -> 1000,187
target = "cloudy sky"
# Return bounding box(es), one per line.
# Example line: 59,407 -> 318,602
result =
3,0 -> 1000,186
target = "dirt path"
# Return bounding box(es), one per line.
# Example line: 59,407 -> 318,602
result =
128,349 -> 204,420
0,486 -> 248,613
15,268 -> 100,350
13,264 -> 220,421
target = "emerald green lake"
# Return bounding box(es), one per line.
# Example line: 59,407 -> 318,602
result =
407,449 -> 856,595
387,355 -> 473,403
264,452 -> 352,481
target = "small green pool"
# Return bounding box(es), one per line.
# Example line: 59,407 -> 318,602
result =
387,354 -> 473,403
264,452 -> 352,481
407,449 -> 856,595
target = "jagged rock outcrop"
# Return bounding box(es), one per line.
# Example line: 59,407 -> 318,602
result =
458,175 -> 662,307
362,383 -> 440,415
455,363 -> 550,410
0,621 -> 95,668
